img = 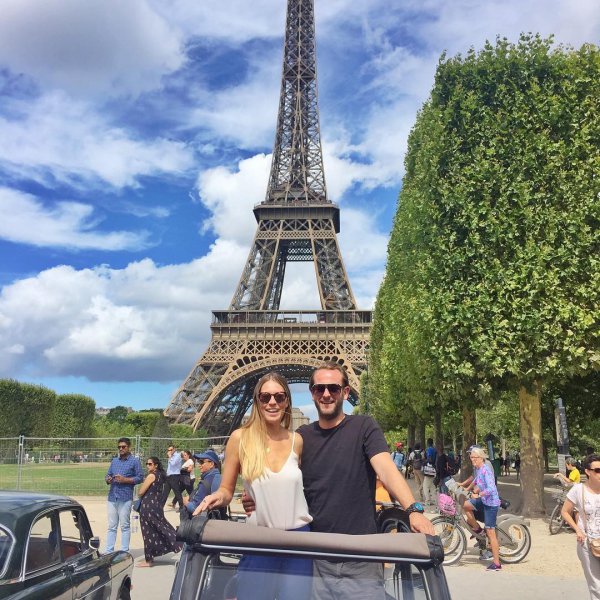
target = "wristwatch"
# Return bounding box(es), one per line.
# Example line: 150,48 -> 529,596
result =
405,502 -> 425,515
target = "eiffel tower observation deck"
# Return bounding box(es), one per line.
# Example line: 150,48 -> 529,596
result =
164,0 -> 372,435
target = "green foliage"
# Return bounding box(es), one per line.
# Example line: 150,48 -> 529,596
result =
107,406 -> 129,423
148,413 -> 171,457
0,379 -> 55,436
372,34 -> 600,434
125,410 -> 161,437
51,394 -> 96,438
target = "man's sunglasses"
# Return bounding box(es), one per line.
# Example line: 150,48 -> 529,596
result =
146,462 -> 154,466
118,444 -> 128,449
258,392 -> 287,404
310,383 -> 343,396
589,467 -> 600,474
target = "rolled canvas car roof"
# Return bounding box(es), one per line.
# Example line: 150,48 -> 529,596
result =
193,519 -> 441,564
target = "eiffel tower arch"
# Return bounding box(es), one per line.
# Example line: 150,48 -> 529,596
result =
164,0 -> 372,436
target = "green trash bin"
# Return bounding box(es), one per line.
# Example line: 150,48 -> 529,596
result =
491,457 -> 502,478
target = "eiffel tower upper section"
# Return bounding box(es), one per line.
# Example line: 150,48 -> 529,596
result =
164,0 -> 370,435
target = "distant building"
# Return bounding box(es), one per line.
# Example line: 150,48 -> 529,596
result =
291,407 -> 309,430
95,407 -> 111,416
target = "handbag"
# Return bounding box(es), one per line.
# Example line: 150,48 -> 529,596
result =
581,485 -> 600,559
132,498 -> 142,512
423,463 -> 436,477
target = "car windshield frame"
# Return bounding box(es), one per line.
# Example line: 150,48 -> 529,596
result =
0,524 -> 16,581
172,517 -> 452,600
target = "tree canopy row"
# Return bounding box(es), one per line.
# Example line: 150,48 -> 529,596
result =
0,379 -> 203,440
367,35 -> 599,516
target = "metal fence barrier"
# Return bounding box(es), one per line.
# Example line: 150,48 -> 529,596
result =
0,435 -> 229,496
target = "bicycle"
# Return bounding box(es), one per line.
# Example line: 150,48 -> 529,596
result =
548,484 -> 574,535
431,480 -> 531,565
376,501 -> 412,534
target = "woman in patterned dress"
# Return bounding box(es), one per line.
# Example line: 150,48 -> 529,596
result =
136,456 -> 182,567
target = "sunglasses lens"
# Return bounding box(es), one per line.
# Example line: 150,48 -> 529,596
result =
311,384 -> 342,395
258,392 -> 287,404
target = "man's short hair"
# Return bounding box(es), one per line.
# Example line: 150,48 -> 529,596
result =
117,437 -> 131,446
310,361 -> 349,388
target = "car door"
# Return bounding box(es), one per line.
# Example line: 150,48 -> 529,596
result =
57,509 -> 112,600
22,511 -> 74,600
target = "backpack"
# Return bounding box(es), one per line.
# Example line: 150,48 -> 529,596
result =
200,478 -> 229,520
447,455 -> 457,475
412,450 -> 423,470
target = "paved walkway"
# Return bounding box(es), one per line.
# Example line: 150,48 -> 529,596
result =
74,472 -> 590,599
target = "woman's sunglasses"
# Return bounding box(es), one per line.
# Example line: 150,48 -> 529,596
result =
588,467 -> 600,474
146,462 -> 154,466
257,392 -> 287,404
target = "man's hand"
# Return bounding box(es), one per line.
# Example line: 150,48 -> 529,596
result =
113,474 -> 126,483
241,490 -> 255,516
409,512 -> 434,535
105,475 -> 113,485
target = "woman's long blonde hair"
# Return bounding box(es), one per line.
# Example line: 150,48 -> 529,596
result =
239,372 -> 292,482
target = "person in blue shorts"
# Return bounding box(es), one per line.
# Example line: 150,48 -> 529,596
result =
463,446 -> 502,571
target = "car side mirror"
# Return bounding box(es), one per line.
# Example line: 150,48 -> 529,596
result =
89,536 -> 100,550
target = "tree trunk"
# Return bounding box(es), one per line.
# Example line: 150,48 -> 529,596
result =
415,419 -> 425,448
461,406 -> 476,479
434,409 -> 443,451
519,382 -> 546,517
407,423 -> 415,449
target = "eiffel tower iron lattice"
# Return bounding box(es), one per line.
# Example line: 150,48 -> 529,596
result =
164,0 -> 372,435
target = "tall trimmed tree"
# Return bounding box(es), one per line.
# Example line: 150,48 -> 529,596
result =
374,35 -> 599,516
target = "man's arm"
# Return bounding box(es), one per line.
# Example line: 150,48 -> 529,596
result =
370,452 -> 434,535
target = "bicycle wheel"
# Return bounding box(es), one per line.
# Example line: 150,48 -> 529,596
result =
379,509 -> 412,534
497,523 -> 532,564
549,504 -> 564,535
430,516 -> 466,565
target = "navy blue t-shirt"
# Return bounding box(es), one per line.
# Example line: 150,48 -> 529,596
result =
298,415 -> 389,535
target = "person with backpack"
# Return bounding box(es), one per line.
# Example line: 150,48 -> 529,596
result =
183,449 -> 223,517
391,442 -> 405,473
409,443 -> 425,502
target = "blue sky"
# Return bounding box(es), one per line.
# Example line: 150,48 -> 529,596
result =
1,0 -> 599,420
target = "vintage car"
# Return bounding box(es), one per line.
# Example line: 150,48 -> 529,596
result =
0,491 -> 133,599
170,515 -> 452,600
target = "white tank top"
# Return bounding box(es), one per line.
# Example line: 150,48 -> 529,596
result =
244,433 -> 313,530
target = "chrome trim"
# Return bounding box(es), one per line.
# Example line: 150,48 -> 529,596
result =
0,524 -> 16,581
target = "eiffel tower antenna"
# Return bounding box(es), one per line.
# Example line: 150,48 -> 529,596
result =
164,0 -> 371,435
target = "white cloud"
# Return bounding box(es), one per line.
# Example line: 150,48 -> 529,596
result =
196,153 -> 271,244
0,188 -> 150,251
0,0 -> 184,97
149,0 -> 286,43
0,242 -> 246,381
0,92 -> 195,189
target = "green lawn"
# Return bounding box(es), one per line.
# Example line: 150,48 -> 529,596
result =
0,462 -> 112,496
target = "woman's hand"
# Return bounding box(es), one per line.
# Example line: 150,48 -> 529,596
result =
192,491 -> 226,517
575,527 -> 587,544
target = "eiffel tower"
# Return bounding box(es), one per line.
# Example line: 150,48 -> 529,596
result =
164,0 -> 372,435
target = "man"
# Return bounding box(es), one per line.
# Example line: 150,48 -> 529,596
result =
104,437 -> 143,553
408,443 -> 425,502
425,438 -> 437,465
245,362 -> 433,599
162,444 -> 184,509
184,450 -> 223,515
391,442 -> 405,473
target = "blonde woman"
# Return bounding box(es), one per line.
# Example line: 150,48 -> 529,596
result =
196,372 -> 312,600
